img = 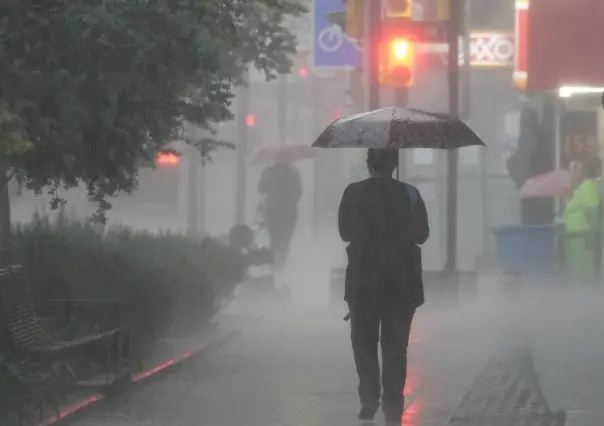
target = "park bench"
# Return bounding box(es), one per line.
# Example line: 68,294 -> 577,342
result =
0,265 -> 130,388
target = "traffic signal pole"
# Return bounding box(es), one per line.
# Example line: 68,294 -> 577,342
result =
366,0 -> 381,112
444,0 -> 462,275
395,87 -> 408,180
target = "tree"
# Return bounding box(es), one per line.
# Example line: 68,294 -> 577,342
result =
0,0 -> 306,222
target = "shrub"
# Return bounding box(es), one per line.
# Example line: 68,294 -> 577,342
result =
12,213 -> 245,340
0,355 -> 69,426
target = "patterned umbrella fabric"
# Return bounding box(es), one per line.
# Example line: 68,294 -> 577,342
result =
312,106 -> 486,149
519,169 -> 571,199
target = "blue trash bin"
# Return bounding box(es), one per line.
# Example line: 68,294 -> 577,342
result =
493,224 -> 560,276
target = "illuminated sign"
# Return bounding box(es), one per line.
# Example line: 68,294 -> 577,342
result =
426,32 -> 515,69
469,32 -> 515,68
560,110 -> 600,167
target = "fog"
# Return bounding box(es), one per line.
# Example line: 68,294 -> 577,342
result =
8,18 -> 600,426
10,67 -> 602,426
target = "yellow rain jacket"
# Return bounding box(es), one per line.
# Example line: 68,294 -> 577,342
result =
562,178 -> 601,283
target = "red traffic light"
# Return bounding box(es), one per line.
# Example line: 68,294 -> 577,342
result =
156,152 -> 180,166
297,66 -> 309,78
391,39 -> 411,61
379,37 -> 415,87
245,114 -> 256,127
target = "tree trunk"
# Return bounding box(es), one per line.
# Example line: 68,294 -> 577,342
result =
0,160 -> 11,264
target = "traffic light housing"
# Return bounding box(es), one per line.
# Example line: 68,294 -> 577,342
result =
436,0 -> 450,20
345,0 -> 364,39
385,0 -> 413,18
379,36 -> 415,87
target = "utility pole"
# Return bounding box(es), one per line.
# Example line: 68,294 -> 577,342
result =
460,0 -> 471,120
235,69 -> 250,225
444,0 -> 462,275
366,0 -> 381,112
395,88 -> 409,180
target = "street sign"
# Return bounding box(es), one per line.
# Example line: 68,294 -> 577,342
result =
312,0 -> 362,68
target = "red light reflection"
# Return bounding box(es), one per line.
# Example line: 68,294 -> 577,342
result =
38,394 -> 103,426
401,373 -> 423,426
132,351 -> 193,382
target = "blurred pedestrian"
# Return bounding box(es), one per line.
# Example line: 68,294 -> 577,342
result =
338,149 -> 429,425
258,152 -> 302,286
562,156 -> 602,285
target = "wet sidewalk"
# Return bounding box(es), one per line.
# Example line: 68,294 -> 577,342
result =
69,304 -> 479,426
67,287 -> 598,426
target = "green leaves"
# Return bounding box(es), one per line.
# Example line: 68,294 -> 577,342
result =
0,0 -> 307,217
0,105 -> 32,157
0,354 -> 68,426
14,213 -> 246,341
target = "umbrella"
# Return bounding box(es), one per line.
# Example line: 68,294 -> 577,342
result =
252,144 -> 318,165
519,169 -> 571,199
312,106 -> 485,149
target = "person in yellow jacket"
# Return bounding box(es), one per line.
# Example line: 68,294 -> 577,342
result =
562,157 -> 602,284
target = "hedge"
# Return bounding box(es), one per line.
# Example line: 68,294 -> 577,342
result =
0,213 -> 246,425
13,213 -> 245,337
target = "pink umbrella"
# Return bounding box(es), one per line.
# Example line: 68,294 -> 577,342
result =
252,144 -> 318,165
519,169 -> 571,199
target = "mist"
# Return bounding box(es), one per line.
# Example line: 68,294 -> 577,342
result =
9,51 -> 602,426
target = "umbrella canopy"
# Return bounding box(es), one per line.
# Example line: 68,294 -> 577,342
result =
252,144 -> 318,165
312,106 -> 486,149
519,169 -> 571,199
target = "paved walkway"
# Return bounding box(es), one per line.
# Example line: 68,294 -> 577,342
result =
69,281 -> 604,426
69,297 -> 508,426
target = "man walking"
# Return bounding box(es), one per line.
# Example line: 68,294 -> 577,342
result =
338,149 -> 429,425
258,154 -> 302,288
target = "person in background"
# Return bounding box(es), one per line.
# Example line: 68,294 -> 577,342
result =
338,149 -> 429,426
562,156 -> 602,285
258,153 -> 302,290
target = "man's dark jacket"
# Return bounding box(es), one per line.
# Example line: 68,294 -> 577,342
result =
338,177 -> 429,306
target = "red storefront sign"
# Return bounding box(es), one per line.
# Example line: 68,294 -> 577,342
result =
514,0 -> 604,91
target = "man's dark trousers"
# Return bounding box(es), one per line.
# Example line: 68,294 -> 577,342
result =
349,289 -> 415,420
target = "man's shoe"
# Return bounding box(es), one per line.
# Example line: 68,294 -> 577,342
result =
358,405 -> 378,423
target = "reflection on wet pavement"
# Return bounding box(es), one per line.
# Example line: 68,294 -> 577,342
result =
70,305 -> 466,426
71,286 -> 604,426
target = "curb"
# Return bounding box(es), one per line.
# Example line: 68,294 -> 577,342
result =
38,327 -> 240,426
